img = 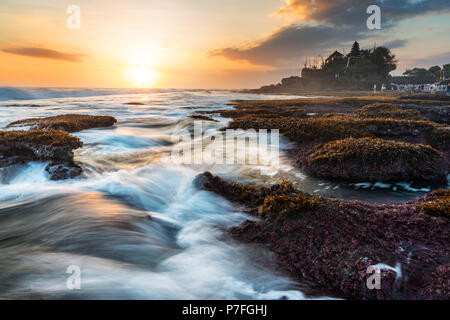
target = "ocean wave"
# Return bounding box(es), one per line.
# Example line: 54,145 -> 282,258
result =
0,87 -> 186,101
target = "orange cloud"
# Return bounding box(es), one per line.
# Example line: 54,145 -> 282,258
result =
2,47 -> 85,62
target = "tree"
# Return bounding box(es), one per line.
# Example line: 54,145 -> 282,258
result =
443,64 -> 450,79
349,41 -> 361,57
403,68 -> 435,78
371,46 -> 397,77
428,66 -> 441,79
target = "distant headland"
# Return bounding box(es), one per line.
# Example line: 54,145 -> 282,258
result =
248,41 -> 450,94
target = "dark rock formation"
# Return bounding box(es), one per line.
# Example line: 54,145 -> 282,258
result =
195,172 -> 450,300
7,114 -> 117,133
45,162 -> 83,180
0,130 -> 83,180
397,104 -> 450,125
125,102 -> 146,105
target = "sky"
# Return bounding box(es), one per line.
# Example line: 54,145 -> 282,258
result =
0,0 -> 449,89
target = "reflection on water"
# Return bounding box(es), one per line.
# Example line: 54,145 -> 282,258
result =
0,89 -> 443,299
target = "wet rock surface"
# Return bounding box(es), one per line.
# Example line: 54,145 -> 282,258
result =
195,172 -> 450,300
0,130 -> 83,180
218,99 -> 450,185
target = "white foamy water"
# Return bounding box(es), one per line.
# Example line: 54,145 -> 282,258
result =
0,89 -> 324,299
0,88 -> 437,299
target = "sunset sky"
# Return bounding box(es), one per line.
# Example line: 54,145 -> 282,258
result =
0,0 -> 449,89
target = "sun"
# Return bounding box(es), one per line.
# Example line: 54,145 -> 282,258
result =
125,65 -> 160,88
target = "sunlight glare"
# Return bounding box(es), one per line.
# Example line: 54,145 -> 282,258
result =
125,65 -> 160,88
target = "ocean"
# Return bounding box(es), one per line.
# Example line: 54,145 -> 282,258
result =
0,88 -> 442,299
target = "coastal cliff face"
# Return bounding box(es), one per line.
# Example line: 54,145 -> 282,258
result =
195,172 -> 449,300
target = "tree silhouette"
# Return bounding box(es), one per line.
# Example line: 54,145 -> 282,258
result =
371,46 -> 397,77
428,66 -> 441,79
349,41 -> 361,57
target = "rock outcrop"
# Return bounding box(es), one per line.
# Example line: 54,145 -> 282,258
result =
356,103 -> 427,120
7,114 -> 117,133
0,130 -> 83,180
195,172 -> 450,300
304,137 -> 448,184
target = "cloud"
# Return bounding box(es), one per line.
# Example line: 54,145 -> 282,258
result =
404,51 -> 450,67
382,39 -> 408,49
277,0 -> 450,27
211,0 -> 448,71
210,24 -> 362,67
2,47 -> 85,62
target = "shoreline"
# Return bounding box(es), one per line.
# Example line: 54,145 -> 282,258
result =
197,94 -> 449,299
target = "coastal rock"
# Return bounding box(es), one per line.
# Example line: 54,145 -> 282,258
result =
0,130 -> 83,180
45,162 -> 83,180
356,103 -> 428,120
190,114 -> 218,122
195,172 -> 450,300
398,104 -> 450,125
416,189 -> 450,218
7,114 -> 117,133
227,116 -> 438,144
304,137 -> 448,184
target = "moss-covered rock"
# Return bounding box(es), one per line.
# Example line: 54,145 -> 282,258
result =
356,103 -> 427,120
304,137 -> 447,184
227,116 -> 438,144
0,130 -> 83,180
205,96 -> 450,123
262,193 -> 317,216
416,189 -> 450,218
195,172 -> 450,300
7,114 -> 117,133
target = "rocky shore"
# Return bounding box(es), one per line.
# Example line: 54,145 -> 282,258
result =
1,114 -> 117,180
204,96 -> 450,124
304,137 -> 447,184
198,95 -> 449,299
0,129 -> 83,180
205,97 -> 450,185
195,172 -> 449,300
